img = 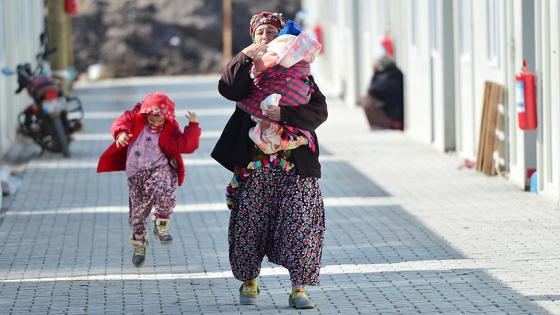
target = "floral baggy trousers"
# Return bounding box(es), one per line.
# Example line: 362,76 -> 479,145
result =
128,164 -> 177,236
228,165 -> 325,286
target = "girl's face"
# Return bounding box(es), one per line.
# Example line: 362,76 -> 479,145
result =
146,114 -> 166,127
253,24 -> 279,44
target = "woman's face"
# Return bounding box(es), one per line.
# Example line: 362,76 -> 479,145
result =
253,24 -> 279,44
146,114 -> 166,127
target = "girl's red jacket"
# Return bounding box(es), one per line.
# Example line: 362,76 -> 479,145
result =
97,103 -> 201,186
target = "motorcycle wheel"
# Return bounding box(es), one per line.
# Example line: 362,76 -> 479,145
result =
19,111 -> 48,154
50,115 -> 70,157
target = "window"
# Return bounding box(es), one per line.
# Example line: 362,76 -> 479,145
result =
0,5 -> 4,61
17,0 -> 33,42
429,0 -> 441,53
487,0 -> 500,66
377,0 -> 387,39
330,0 -> 339,25
409,0 -> 419,48
459,0 -> 472,59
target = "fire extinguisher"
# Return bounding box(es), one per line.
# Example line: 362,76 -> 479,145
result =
313,24 -> 324,54
65,0 -> 79,14
380,31 -> 394,57
515,59 -> 537,130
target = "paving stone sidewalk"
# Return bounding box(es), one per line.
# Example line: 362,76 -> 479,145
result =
1,75 -> 559,314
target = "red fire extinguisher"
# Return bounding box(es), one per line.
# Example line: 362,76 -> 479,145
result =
515,59 -> 537,130
313,24 -> 324,54
65,0 -> 79,14
380,31 -> 394,57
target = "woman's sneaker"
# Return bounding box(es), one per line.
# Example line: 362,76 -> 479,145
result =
288,288 -> 315,309
239,280 -> 259,305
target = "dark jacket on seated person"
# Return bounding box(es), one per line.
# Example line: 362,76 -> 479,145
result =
367,56 -> 404,123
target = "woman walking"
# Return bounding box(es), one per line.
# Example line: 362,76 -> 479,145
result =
211,11 -> 328,310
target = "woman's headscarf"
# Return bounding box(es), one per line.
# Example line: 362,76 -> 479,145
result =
249,11 -> 285,38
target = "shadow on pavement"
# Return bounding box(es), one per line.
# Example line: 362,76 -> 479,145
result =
0,79 -> 549,314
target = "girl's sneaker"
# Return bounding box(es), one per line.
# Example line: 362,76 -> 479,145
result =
129,234 -> 149,267
151,214 -> 173,245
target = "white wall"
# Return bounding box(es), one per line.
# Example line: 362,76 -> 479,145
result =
453,0 -> 476,160
405,0 -> 433,143
430,0 -> 455,152
536,0 -> 560,202
302,0 -> 342,99
356,0 -> 384,104
507,0 -> 538,189
302,0 -> 560,203
0,0 -> 44,157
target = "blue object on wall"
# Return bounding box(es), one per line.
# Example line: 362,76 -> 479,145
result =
529,171 -> 538,193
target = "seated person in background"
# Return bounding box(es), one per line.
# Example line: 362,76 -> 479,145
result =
361,53 -> 404,130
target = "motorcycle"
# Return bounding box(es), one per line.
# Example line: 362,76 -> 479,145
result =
2,35 -> 83,157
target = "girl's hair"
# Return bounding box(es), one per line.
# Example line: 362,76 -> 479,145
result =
138,92 -> 175,123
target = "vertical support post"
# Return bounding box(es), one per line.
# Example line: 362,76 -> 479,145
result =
223,0 -> 232,68
46,0 -> 72,94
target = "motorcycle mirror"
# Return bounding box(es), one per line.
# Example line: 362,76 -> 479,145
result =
40,32 -> 48,46
1,67 -> 13,75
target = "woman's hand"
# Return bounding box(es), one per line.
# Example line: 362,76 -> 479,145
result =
265,105 -> 281,122
186,111 -> 199,123
241,43 -> 268,58
116,132 -> 131,147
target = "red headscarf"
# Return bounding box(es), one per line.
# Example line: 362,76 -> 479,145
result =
249,11 -> 285,38
138,92 -> 176,123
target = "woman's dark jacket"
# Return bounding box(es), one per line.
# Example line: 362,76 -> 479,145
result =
211,52 -> 328,178
367,63 -> 404,122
